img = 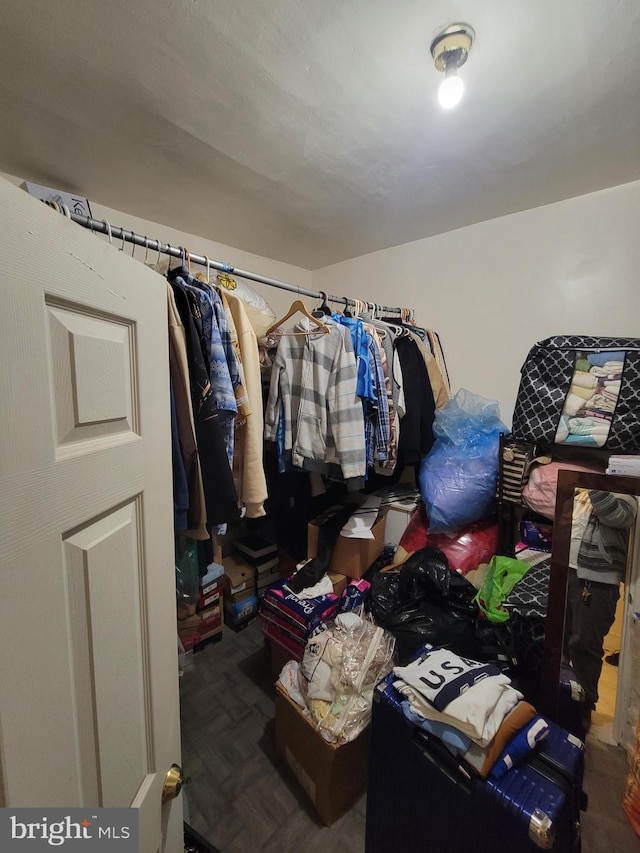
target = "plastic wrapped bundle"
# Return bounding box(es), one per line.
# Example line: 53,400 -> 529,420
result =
299,611 -> 395,744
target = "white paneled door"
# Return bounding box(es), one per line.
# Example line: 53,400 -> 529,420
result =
0,179 -> 182,853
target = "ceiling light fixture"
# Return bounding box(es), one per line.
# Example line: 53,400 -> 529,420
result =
430,23 -> 475,109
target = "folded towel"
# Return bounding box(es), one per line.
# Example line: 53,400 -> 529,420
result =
604,379 -> 621,390
563,392 -> 587,417
603,361 -> 624,373
587,351 -> 625,367
585,394 -> 616,413
603,389 -> 619,403
568,416 -> 611,436
564,433 -> 606,447
590,366 -> 611,378
571,371 -> 598,390
575,357 -> 590,372
570,384 -> 594,401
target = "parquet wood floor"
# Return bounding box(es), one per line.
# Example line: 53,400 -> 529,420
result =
179,619 -> 639,853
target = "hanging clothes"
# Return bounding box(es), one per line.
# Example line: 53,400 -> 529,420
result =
170,382 -> 189,531
405,328 -> 450,410
168,266 -> 238,471
364,322 -> 398,475
265,316 -> 366,482
332,313 -> 375,403
225,289 -> 268,518
217,288 -> 251,420
169,279 -> 240,525
167,283 -> 208,539
365,332 -> 390,469
394,335 -> 436,466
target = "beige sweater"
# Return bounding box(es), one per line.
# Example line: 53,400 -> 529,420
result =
225,291 -> 268,518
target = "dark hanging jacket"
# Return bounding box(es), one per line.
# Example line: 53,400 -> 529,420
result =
170,279 -> 239,525
395,335 -> 436,465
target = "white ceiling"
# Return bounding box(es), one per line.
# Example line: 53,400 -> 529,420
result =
2,0 -> 640,269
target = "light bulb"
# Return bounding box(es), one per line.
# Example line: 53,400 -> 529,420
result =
438,67 -> 464,109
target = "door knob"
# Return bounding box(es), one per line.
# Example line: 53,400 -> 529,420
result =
162,764 -> 184,802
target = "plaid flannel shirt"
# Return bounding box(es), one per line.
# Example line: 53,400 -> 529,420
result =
265,318 -> 366,479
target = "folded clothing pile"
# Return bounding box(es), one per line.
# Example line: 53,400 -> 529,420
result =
392,645 -> 549,779
278,611 -> 395,744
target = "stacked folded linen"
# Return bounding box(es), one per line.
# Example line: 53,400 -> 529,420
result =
571,371 -> 598,390
565,415 -> 610,446
584,394 -> 616,414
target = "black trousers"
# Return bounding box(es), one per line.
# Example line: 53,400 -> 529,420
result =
563,571 -> 620,712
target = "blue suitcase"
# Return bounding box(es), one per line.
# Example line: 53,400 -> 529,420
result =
558,664 -> 587,741
365,675 -> 585,853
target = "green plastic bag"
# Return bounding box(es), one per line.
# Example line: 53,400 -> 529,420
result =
475,555 -> 530,622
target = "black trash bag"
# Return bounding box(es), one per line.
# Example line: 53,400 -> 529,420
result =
473,618 -> 517,675
370,547 -> 479,665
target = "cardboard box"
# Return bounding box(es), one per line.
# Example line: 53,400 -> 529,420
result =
200,561 -> 224,587
383,499 -> 419,546
327,571 -> 349,597
222,554 -> 256,597
200,574 -> 224,598
224,594 -> 258,624
254,554 -> 279,574
257,569 -> 282,590
198,603 -> 223,633
275,683 -> 369,825
196,588 -> 222,612
307,514 -> 385,579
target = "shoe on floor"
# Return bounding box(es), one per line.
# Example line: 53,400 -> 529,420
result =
605,651 -> 619,666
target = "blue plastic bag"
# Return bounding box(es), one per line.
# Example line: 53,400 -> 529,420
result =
418,389 -> 507,534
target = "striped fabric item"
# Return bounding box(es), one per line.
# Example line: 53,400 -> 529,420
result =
498,438 -> 537,504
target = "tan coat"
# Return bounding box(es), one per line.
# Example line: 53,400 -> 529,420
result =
225,291 -> 268,518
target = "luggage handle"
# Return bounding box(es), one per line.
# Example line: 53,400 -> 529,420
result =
411,729 -> 475,795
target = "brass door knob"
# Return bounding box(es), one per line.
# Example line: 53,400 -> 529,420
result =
162,764 -> 184,802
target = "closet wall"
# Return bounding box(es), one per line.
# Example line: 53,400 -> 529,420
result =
313,179 -> 640,427
0,172 -> 310,320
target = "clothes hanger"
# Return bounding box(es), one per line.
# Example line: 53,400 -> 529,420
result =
166,243 -> 175,272
101,219 -> 113,245
312,291 -> 332,318
265,299 -> 330,336
154,239 -> 164,271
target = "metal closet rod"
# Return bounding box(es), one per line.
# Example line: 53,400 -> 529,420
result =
51,205 -> 410,317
